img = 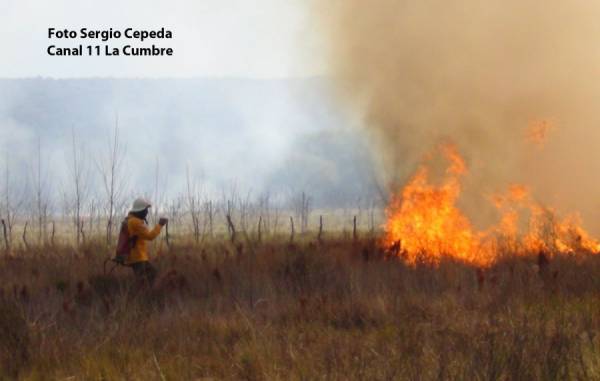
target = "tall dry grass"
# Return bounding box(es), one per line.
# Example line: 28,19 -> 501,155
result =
2,238 -> 600,379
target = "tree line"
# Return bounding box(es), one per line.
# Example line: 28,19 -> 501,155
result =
0,122 -> 383,252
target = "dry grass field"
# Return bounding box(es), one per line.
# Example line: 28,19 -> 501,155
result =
2,237 -> 600,380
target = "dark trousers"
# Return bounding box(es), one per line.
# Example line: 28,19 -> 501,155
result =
131,261 -> 157,285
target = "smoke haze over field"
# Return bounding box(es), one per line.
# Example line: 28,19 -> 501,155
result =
0,78 -> 377,209
4,1 -> 600,232
317,0 -> 600,231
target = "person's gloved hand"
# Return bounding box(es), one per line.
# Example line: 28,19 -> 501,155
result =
159,217 -> 169,226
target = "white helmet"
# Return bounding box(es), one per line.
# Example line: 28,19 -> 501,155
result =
131,197 -> 152,212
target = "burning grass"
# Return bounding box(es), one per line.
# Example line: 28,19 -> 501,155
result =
2,238 -> 600,379
3,144 -> 600,379
383,144 -> 600,267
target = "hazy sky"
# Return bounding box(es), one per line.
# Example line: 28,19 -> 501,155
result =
0,1 -> 372,207
0,0 -> 325,78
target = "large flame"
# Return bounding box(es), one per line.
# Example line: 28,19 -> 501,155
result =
383,145 -> 600,266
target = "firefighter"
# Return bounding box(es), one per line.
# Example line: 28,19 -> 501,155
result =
126,197 -> 168,285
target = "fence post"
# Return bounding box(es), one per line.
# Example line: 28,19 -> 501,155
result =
226,214 -> 236,244
50,221 -> 55,246
1,219 -> 9,254
22,222 -> 29,251
257,215 -> 263,243
317,215 -> 323,243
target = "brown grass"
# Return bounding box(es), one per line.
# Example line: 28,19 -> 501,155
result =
2,238 -> 600,380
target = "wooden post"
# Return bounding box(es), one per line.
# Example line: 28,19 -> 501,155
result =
369,208 -> 375,236
289,216 -> 295,243
50,221 -> 55,246
207,201 -> 214,237
317,215 -> 323,243
165,222 -> 171,248
22,222 -> 29,250
257,215 -> 263,243
1,219 -> 9,253
80,220 -> 86,244
226,214 -> 236,244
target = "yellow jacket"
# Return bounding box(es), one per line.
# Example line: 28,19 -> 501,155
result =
126,214 -> 162,264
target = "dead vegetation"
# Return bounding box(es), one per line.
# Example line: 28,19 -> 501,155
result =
1,237 -> 600,380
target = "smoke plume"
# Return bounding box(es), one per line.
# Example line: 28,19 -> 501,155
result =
317,0 -> 600,230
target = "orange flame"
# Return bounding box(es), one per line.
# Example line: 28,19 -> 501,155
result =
383,144 -> 491,265
383,144 -> 599,266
